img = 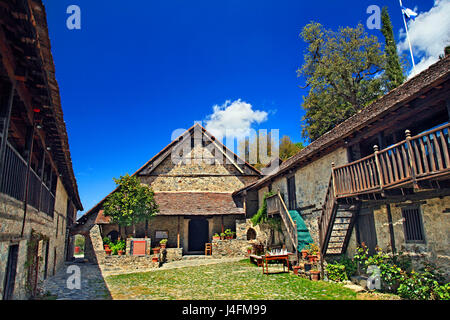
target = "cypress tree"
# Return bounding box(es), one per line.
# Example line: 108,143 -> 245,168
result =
381,6 -> 405,90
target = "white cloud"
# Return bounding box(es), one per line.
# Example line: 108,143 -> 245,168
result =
398,0 -> 450,77
204,99 -> 268,140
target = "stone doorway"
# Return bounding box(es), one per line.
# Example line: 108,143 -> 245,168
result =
188,218 -> 209,253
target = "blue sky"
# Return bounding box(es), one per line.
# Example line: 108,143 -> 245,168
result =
41,0 -> 440,216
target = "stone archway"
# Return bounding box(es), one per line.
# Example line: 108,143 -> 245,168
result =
246,228 -> 257,240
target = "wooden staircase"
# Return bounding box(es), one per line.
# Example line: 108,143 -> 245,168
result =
319,123 -> 450,256
266,192 -> 298,255
319,176 -> 360,256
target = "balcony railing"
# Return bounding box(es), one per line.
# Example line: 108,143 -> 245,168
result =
333,123 -> 450,197
0,135 -> 55,217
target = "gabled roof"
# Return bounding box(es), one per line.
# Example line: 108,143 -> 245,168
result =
95,192 -> 244,223
76,123 -> 260,224
234,55 -> 450,194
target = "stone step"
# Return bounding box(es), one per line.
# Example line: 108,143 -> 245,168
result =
182,255 -> 214,260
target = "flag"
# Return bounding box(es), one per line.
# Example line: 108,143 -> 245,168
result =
402,6 -> 418,20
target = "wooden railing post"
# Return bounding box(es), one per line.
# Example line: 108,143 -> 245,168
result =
405,130 -> 418,189
331,162 -> 337,195
373,145 -> 384,190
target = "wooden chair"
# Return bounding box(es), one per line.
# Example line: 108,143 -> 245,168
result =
205,243 -> 212,256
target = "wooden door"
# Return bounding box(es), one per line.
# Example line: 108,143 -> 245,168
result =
287,176 -> 296,210
356,208 -> 378,255
188,219 -> 209,252
3,244 -> 19,300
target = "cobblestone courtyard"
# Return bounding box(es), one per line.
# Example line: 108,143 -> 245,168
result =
41,258 -> 399,300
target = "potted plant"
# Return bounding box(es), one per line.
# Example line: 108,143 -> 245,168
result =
103,237 -> 111,250
305,243 -> 319,263
301,248 -> 308,259
159,239 -> 168,249
310,268 -> 320,281
105,247 -> 112,256
116,240 -> 126,256
220,232 -> 226,240
152,255 -> 159,263
293,265 -> 302,275
213,233 -> 220,240
153,247 -> 160,254
224,229 -> 233,239
247,247 -> 252,255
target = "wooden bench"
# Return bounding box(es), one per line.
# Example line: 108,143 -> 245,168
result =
249,255 -> 263,267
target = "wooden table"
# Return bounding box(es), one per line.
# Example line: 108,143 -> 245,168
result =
262,254 -> 293,275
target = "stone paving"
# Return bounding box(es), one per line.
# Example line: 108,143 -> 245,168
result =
42,256 -> 244,300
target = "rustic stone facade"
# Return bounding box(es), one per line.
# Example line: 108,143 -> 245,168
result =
0,177 -> 75,299
346,195 -> 450,279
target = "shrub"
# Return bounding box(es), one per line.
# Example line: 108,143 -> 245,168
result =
352,246 -> 449,299
326,263 -> 348,282
251,192 -> 275,226
102,237 -> 111,246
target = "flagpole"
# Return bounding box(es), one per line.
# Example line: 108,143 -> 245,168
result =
399,0 -> 416,73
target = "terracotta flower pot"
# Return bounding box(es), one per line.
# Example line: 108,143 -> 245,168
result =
118,250 -> 124,256
213,236 -> 220,240
301,250 -> 308,259
308,255 -> 318,263
152,256 -> 158,263
105,248 -> 112,256
293,266 -> 301,275
247,249 -> 252,254
153,248 -> 160,254
310,270 -> 320,281
160,243 -> 166,249
104,245 -> 110,250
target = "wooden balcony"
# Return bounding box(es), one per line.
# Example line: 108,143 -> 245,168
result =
333,123 -> 450,198
0,134 -> 55,217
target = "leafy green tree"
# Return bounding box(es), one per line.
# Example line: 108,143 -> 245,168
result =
381,7 -> 405,90
298,22 -> 386,141
103,174 -> 159,237
279,136 -> 303,160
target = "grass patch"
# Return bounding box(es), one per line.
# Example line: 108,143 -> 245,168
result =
105,259 -> 364,300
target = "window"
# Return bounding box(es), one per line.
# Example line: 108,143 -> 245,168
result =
401,206 -> 425,243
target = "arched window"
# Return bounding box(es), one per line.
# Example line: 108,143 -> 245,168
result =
247,228 -> 256,240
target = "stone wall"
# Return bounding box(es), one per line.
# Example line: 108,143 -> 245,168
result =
346,195 -> 450,280
257,147 -> 348,245
0,176 -> 72,299
211,219 -> 289,258
139,143 -> 259,193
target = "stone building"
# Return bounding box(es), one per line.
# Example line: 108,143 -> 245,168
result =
74,124 -> 262,260
234,56 -> 450,278
0,0 -> 83,299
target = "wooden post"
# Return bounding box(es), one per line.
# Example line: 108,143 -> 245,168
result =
386,204 -> 396,254
331,162 -> 337,195
21,123 -> 35,236
177,216 -> 180,248
405,130 -> 418,189
373,145 -> 384,190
